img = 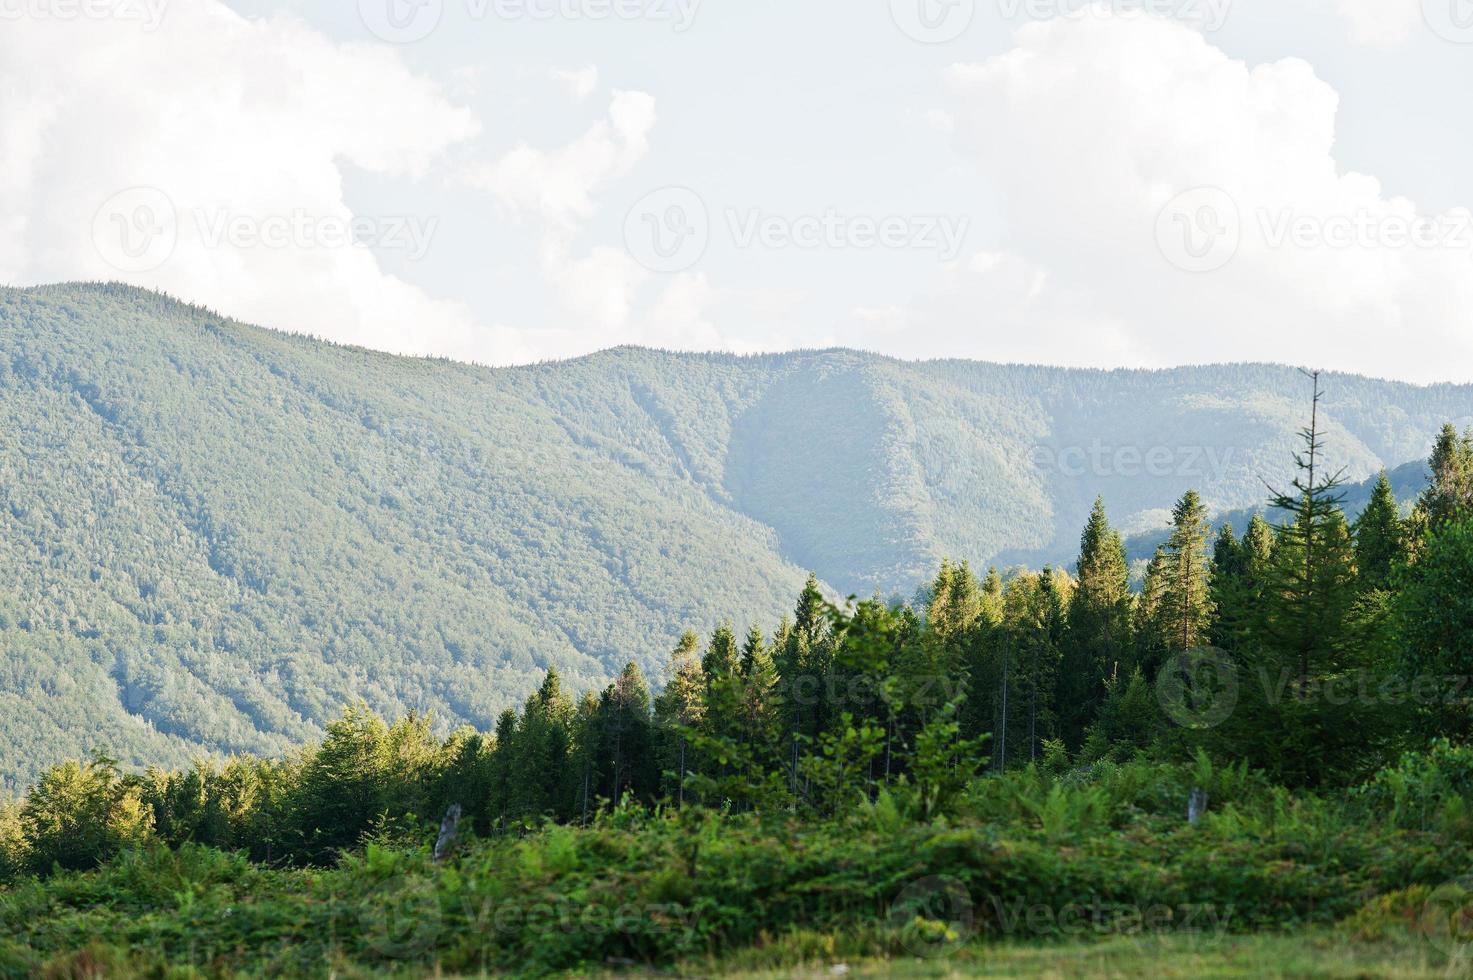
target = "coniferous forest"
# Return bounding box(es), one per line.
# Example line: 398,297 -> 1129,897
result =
3,367 -> 1473,976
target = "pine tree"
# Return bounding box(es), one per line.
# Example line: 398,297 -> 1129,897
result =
1245,372 -> 1371,785
1260,372 -> 1353,688
1397,520 -> 1473,739
652,631 -> 704,806
1134,546 -> 1171,674
1162,490 -> 1215,654
1060,499 -> 1133,748
776,575 -> 830,793
1354,471 -> 1405,592
569,692 -> 601,826
508,669 -> 573,822
998,571 -> 1066,766
1420,423 -> 1473,527
596,663 -> 655,806
737,624 -> 781,769
1208,522 -> 1245,648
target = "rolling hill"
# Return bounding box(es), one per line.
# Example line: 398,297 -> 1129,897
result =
0,282 -> 1467,786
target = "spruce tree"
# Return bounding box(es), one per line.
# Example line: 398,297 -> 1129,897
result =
596,663 -> 655,806
1245,372 -> 1371,785
1059,499 -> 1132,749
1208,523 -> 1246,649
653,631 -> 704,806
1260,372 -> 1353,688
1134,545 -> 1171,676
1162,490 -> 1215,655
1354,471 -> 1405,592
1420,423 -> 1473,527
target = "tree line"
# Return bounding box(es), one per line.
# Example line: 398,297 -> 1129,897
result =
2,401 -> 1471,880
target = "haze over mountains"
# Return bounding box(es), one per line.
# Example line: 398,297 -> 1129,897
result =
0,282 -> 1466,785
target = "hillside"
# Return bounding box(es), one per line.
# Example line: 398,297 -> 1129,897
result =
1121,460 -> 1432,566
0,282 -> 1468,785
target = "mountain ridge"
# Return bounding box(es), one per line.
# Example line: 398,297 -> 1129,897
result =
0,281 -> 1467,785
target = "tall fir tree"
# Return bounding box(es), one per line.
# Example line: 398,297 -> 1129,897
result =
1240,372 -> 1372,785
1161,490 -> 1215,656
1419,423 -> 1473,527
653,631 -> 705,806
595,663 -> 656,807
1354,471 -> 1406,592
1059,499 -> 1133,749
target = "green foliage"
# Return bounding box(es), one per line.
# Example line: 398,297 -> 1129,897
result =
1355,740 -> 1473,835
0,284 -> 1468,786
0,783 -> 1469,978
1395,520 -> 1473,739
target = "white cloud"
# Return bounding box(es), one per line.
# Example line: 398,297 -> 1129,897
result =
462,88 -> 662,350
464,89 -> 657,255
1334,0 -> 1423,46
551,65 -> 601,101
881,10 -> 1473,382
0,0 -> 520,362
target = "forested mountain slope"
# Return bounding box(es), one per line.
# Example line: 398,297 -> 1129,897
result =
0,282 -> 1467,785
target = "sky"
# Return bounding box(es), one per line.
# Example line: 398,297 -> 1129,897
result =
2,0 -> 1471,382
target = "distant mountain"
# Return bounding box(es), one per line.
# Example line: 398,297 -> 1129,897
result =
1121,460 -> 1432,566
0,282 -> 1467,785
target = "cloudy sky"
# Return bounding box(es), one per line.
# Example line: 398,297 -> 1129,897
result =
2,0 -> 1471,381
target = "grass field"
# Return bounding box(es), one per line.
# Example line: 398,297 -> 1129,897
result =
701,931 -> 1469,979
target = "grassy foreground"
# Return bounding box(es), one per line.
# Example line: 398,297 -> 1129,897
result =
710,931 -> 1464,979
3,790 -> 1471,979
